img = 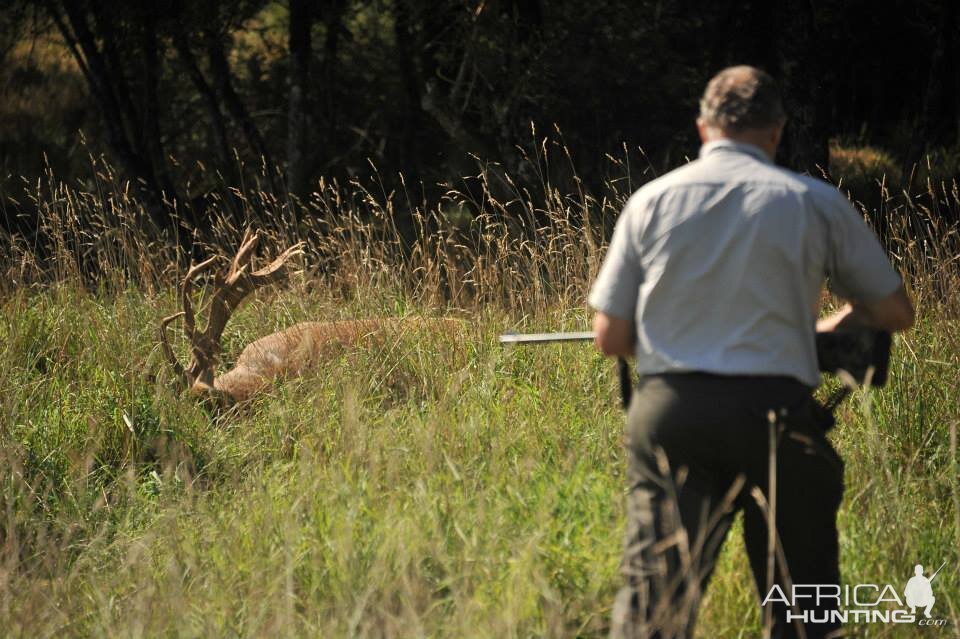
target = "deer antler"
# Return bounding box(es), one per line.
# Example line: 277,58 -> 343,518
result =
182,255 -> 221,379
160,229 -> 304,396
159,311 -> 187,390
200,231 -> 305,357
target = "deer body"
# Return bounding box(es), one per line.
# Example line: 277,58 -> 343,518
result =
160,233 -> 460,406
205,318 -> 459,403
193,321 -> 339,403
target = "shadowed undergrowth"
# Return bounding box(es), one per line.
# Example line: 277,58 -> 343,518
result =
0,151 -> 958,637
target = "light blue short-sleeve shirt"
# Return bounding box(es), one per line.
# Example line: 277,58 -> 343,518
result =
587,139 -> 902,387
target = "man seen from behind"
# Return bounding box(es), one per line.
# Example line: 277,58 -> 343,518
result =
589,65 -> 914,639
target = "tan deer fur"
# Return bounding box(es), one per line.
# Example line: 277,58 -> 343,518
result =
160,231 -> 461,406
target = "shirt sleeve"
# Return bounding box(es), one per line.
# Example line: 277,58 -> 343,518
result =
824,190 -> 902,303
587,202 -> 644,320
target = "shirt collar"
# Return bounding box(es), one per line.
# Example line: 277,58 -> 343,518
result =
699,139 -> 773,164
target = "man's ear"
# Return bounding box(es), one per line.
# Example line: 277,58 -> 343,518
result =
696,118 -> 710,143
771,118 -> 786,149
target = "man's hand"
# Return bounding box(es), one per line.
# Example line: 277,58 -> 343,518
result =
817,285 -> 915,333
593,311 -> 635,358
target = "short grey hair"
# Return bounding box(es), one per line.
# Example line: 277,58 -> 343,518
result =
699,66 -> 785,132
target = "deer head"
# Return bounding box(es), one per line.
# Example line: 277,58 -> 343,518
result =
159,230 -> 303,404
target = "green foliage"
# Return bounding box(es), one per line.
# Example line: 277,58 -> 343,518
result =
0,29 -> 92,190
3,0 -> 959,222
0,147 -> 958,636
1,281 -> 957,637
829,142 -> 902,205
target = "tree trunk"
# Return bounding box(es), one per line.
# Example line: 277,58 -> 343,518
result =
286,0 -> 313,197
52,0 -> 171,230
773,0 -> 829,175
139,10 -> 179,204
171,25 -> 236,184
904,1 -> 952,174
394,1 -> 421,172
320,1 -> 345,148
203,29 -> 278,192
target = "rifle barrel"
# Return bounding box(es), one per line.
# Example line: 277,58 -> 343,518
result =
498,329 -> 890,387
499,331 -> 596,344
930,561 -> 947,582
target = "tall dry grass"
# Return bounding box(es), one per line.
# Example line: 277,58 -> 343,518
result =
0,143 -> 957,637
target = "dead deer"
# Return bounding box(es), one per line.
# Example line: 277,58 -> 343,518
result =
159,231 -> 461,406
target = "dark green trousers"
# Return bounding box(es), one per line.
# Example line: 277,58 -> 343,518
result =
610,373 -> 845,639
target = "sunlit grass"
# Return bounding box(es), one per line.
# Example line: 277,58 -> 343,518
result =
0,148 -> 957,637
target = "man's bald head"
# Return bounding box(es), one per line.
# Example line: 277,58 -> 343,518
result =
699,66 -> 785,133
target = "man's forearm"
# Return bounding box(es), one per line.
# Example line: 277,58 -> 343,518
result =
818,289 -> 915,333
818,286 -> 915,334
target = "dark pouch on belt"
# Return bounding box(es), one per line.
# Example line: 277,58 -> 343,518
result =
778,394 -> 837,434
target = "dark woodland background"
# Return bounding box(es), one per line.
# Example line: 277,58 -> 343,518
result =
1,0 -> 959,238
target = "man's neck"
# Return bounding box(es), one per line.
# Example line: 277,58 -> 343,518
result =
701,129 -> 779,161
